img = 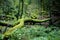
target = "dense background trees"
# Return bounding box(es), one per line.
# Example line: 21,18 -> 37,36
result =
0,0 -> 51,27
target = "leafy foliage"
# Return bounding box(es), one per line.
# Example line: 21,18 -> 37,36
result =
0,34 -> 3,40
22,0 -> 49,19
0,0 -> 22,24
0,0 -> 50,24
8,25 -> 60,40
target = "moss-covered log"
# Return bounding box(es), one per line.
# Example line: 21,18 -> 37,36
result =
3,18 -> 24,37
25,18 -> 50,22
3,18 -> 50,38
25,18 -> 50,25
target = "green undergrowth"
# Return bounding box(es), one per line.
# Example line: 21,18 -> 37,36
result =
6,25 -> 60,40
0,34 -> 3,40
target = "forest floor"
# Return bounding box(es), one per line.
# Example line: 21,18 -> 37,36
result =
0,25 -> 60,40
